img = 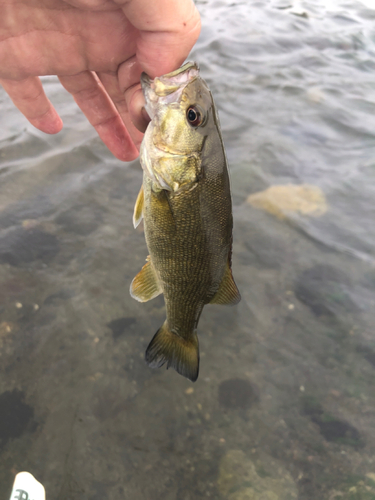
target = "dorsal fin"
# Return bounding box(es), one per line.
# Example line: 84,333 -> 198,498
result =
210,262 -> 241,305
133,185 -> 144,228
130,258 -> 162,302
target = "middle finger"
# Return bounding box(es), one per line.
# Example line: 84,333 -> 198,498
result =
59,70 -> 139,161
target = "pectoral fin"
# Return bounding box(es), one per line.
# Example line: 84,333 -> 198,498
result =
130,259 -> 162,302
210,263 -> 241,305
133,185 -> 144,229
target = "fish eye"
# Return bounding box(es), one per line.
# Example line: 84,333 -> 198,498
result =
186,106 -> 204,127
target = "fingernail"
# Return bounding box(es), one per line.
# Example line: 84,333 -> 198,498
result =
142,107 -> 151,125
133,107 -> 151,133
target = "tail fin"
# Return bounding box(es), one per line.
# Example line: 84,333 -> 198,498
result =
145,321 -> 199,382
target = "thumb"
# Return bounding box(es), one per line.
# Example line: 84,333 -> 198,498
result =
120,0 -> 201,78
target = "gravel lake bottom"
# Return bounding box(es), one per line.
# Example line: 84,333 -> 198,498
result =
1,0 -> 375,498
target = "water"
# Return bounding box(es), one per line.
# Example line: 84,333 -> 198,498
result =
1,0 -> 375,498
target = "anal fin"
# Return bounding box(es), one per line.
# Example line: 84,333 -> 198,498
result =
210,263 -> 241,305
130,258 -> 162,302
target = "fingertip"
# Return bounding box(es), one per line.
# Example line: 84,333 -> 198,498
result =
30,108 -> 63,135
141,107 -> 151,128
95,116 -> 140,162
117,60 -> 149,133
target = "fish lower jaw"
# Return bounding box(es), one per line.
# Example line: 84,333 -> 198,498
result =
153,143 -> 189,157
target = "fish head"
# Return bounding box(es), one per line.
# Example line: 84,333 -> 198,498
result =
140,62 -> 218,192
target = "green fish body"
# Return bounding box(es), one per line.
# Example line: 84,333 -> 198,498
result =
131,62 -> 240,382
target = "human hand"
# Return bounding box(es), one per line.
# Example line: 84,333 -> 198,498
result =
0,0 -> 201,161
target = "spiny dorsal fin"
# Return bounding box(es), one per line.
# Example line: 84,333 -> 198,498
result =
210,263 -> 241,305
145,321 -> 199,382
130,258 -> 162,302
133,185 -> 144,228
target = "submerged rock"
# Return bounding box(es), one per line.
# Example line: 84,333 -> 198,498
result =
0,321 -> 15,348
218,379 -> 259,410
246,184 -> 327,220
300,394 -> 363,448
331,473 -> 375,500
0,227 -> 60,266
0,389 -> 36,449
217,450 -> 297,500
107,317 -> 136,339
295,264 -> 357,317
55,204 -> 104,235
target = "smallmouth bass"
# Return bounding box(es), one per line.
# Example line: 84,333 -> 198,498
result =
131,62 -> 240,382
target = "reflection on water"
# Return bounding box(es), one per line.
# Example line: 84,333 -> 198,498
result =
1,0 -> 375,498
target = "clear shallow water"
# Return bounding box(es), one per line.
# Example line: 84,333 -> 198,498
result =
1,1 -> 375,499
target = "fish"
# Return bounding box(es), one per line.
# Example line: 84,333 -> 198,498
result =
130,61 -> 240,382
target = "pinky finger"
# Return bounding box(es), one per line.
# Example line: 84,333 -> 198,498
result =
0,76 -> 63,134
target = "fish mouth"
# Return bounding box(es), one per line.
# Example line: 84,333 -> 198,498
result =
141,61 -> 199,118
141,61 -> 199,94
